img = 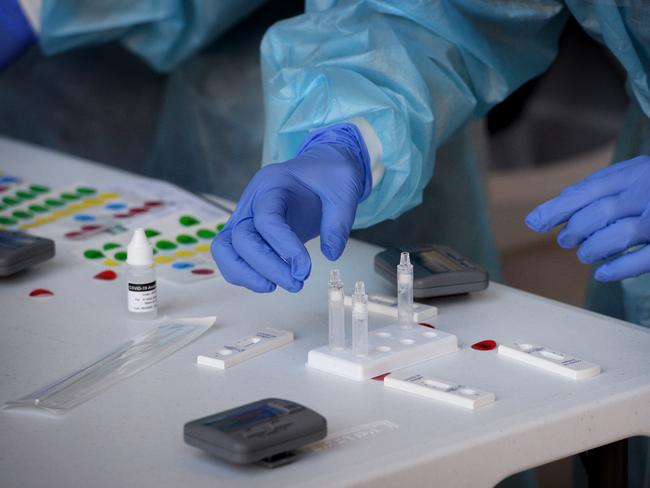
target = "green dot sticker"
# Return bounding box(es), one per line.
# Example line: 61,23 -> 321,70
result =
155,240 -> 178,250
16,190 -> 36,200
176,234 -> 198,245
144,228 -> 160,238
61,192 -> 80,201
12,210 -> 32,220
45,198 -> 64,207
28,204 -> 48,214
76,186 -> 97,196
30,184 -> 50,193
103,242 -> 121,251
3,196 -> 19,206
179,215 -> 200,227
196,228 -> 216,239
0,216 -> 17,225
216,223 -> 225,232
84,249 -> 104,259
114,251 -> 128,261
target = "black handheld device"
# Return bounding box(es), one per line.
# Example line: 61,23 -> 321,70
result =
0,230 -> 55,276
374,244 -> 489,298
184,398 -> 327,468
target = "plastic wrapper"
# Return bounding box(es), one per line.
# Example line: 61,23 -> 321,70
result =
4,316 -> 215,414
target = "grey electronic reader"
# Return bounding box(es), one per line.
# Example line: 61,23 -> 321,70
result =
184,398 -> 327,468
374,244 -> 489,298
0,230 -> 55,276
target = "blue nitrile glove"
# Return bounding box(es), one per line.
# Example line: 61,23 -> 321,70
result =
526,155 -> 650,281
0,0 -> 36,70
212,123 -> 372,293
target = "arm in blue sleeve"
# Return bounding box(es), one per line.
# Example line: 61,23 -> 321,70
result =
261,0 -> 569,228
37,0 -> 268,72
0,0 -> 36,70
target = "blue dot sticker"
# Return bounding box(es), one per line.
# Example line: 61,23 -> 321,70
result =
0,176 -> 20,184
172,262 -> 195,269
105,202 -> 128,210
74,213 -> 97,222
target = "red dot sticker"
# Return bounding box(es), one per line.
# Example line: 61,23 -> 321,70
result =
471,340 -> 497,351
372,373 -> 391,382
64,231 -> 84,239
81,225 -> 101,231
419,322 -> 436,329
191,268 -> 215,275
94,270 -> 117,281
114,213 -> 131,219
29,288 -> 54,297
144,201 -> 163,207
128,207 -> 148,214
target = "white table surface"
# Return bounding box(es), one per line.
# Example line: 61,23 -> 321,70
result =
1,136 -> 650,488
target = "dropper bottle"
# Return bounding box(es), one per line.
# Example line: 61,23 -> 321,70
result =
397,251 -> 414,329
352,281 -> 368,357
126,228 -> 158,319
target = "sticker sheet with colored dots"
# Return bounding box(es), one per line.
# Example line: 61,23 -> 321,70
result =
79,211 -> 227,284
0,179 -> 168,240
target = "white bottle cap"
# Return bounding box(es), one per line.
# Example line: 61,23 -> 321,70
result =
126,228 -> 154,266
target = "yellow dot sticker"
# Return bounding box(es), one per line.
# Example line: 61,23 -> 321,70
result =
98,192 -> 120,201
154,255 -> 176,264
194,244 -> 210,253
83,198 -> 103,206
175,250 -> 196,258
103,259 -> 121,267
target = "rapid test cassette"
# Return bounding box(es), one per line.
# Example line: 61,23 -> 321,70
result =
498,342 -> 601,380
343,293 -> 438,322
307,324 -> 458,381
197,328 -> 294,369
384,372 -> 495,409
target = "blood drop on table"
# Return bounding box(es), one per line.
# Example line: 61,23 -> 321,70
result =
29,288 -> 54,297
471,340 -> 497,351
94,270 -> 117,281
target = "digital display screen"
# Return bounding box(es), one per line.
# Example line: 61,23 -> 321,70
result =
205,403 -> 286,433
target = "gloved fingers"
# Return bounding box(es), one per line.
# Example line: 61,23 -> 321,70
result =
211,228 -> 277,293
556,193 -> 642,249
595,244 -> 650,282
526,159 -> 649,233
231,218 -> 304,293
576,217 -> 643,264
252,189 -> 312,282
319,195 -> 357,261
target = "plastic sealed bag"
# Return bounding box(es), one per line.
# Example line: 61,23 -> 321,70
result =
4,316 -> 215,414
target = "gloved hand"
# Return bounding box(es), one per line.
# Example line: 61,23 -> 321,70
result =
212,123 -> 372,293
526,155 -> 650,281
0,0 -> 36,70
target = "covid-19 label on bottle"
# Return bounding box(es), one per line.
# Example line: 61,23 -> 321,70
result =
128,281 -> 157,312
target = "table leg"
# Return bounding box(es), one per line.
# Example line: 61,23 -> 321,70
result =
580,439 -> 628,488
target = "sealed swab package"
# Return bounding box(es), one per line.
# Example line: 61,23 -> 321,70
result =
4,316 -> 216,414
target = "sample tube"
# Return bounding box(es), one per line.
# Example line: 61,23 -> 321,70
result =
328,269 -> 345,350
352,281 -> 369,357
397,251 -> 414,329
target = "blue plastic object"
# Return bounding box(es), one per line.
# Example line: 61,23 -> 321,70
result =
0,0 -> 36,70
526,156 -> 650,281
212,123 -> 371,293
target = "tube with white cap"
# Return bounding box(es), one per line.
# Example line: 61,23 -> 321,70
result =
126,228 -> 158,319
328,269 -> 345,350
352,281 -> 368,357
397,252 -> 414,329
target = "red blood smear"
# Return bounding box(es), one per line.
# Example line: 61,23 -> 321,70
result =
65,231 -> 84,239
471,340 -> 497,351
94,270 -> 117,281
29,288 -> 54,297
128,207 -> 149,214
144,201 -> 163,207
114,213 -> 131,218
372,373 -> 391,382
191,268 -> 215,275
419,322 -> 436,329
81,225 -> 101,231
